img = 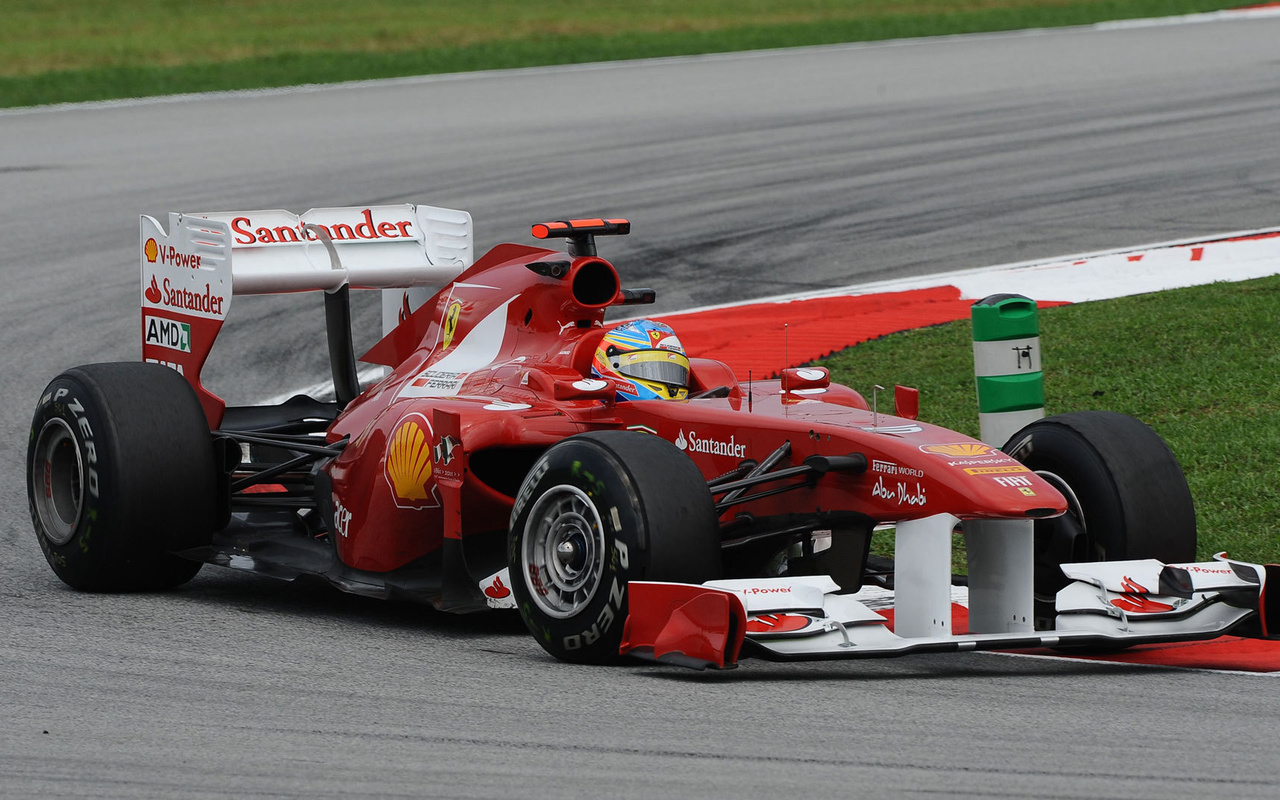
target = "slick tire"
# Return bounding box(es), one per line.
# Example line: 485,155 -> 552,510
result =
27,362 -> 218,591
1003,411 -> 1196,629
509,431 -> 721,664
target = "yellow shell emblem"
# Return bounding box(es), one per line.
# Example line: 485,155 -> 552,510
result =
386,416 -> 433,503
442,301 -> 462,350
921,443 -> 994,457
144,238 -> 159,263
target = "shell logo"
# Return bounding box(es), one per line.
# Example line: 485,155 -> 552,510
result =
144,238 -> 159,263
385,413 -> 437,507
441,300 -> 462,350
920,442 -> 994,457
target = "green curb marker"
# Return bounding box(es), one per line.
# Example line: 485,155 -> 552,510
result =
971,294 -> 1045,447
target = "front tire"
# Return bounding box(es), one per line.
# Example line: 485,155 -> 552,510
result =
27,362 -> 218,591
1003,411 -> 1196,629
509,431 -> 721,664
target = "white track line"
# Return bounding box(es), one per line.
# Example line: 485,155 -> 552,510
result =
5,6 -> 1280,118
991,649 -> 1280,677
660,226 -> 1280,317
1096,5 -> 1280,30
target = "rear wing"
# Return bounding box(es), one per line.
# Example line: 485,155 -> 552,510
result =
140,204 -> 472,427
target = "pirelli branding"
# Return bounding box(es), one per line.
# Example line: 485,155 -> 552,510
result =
962,465 -> 1030,476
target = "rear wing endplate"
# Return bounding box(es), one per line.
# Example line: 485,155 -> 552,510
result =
140,204 -> 472,427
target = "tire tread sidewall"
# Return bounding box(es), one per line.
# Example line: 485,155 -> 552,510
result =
509,431 -> 719,664
27,363 -> 214,591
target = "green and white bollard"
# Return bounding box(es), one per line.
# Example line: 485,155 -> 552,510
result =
967,294 -> 1042,634
971,294 -> 1044,448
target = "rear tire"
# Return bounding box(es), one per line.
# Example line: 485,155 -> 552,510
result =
509,431 -> 721,664
1003,411 -> 1196,629
27,362 -> 217,591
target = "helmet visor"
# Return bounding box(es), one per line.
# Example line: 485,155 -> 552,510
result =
614,350 -> 690,388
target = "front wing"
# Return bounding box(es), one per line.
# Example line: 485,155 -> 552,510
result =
619,555 -> 1279,669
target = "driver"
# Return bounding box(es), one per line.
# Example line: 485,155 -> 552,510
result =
591,319 -> 690,401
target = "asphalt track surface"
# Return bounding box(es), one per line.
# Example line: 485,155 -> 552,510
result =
3,16 -> 1280,799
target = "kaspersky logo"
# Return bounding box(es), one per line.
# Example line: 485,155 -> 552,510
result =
144,315 -> 191,353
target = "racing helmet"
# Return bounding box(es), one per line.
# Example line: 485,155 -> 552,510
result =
591,320 -> 690,401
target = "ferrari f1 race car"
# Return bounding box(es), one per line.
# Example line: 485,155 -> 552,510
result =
27,204 -> 1279,668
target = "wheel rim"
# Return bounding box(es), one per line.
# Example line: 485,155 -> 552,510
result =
1035,470 -> 1087,538
521,484 -> 606,619
32,418 -> 85,546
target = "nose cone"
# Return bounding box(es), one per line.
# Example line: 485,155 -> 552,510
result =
845,424 -> 1070,521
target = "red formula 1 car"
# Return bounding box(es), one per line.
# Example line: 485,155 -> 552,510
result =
27,206 -> 1279,667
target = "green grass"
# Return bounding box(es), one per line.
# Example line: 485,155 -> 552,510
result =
822,276 -> 1280,567
2,0 -> 1232,108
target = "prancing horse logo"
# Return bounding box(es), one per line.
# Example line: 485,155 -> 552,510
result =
442,300 -> 462,350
